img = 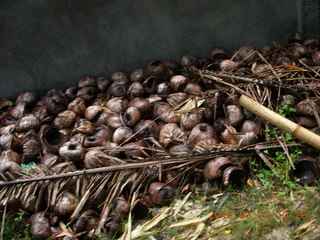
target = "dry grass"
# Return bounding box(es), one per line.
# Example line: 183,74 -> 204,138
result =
122,181 -> 320,240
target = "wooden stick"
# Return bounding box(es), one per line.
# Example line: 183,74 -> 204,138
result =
239,95 -> 320,150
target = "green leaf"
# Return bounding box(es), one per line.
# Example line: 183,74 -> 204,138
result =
284,133 -> 293,140
21,162 -> 36,172
285,98 -> 292,105
4,100 -> 14,106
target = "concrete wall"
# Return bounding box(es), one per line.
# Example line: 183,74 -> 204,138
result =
0,0 -> 318,98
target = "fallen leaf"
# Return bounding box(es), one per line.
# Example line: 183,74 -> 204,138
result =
130,207 -> 171,239
169,213 -> 212,228
181,184 -> 190,193
173,192 -> 192,217
178,209 -> 204,219
284,64 -> 306,71
189,222 -> 205,240
201,196 -> 207,201
247,178 -> 254,187
210,217 -> 231,229
295,219 -> 316,232
174,99 -> 205,115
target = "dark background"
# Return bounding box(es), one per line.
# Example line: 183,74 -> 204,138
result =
0,0 -> 319,98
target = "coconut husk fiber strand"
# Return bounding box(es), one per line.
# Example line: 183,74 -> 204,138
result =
239,94 -> 320,150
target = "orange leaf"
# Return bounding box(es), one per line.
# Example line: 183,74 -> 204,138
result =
285,64 -> 306,71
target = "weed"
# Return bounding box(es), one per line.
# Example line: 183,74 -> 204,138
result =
210,182 -> 320,240
20,162 -> 37,173
278,98 -> 296,117
0,211 -> 33,240
265,98 -> 296,142
252,147 -> 303,192
258,99 -> 304,191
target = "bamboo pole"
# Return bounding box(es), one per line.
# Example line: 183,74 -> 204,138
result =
239,94 -> 320,150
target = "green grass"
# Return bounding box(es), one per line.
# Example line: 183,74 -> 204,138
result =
129,180 -> 319,240
205,185 -> 319,239
1,178 -> 319,240
0,211 -> 33,240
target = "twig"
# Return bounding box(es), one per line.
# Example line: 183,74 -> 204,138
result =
310,100 -> 320,129
206,71 -> 311,92
255,148 -> 280,178
197,71 -> 249,96
94,172 -> 123,236
162,161 -> 205,188
256,51 -> 282,111
299,59 -> 320,77
275,134 -> 295,170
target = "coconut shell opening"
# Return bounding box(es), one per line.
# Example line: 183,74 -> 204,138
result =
294,160 -> 319,184
222,166 -> 247,189
45,128 -> 63,146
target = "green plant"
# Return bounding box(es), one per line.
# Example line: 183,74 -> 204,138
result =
265,98 -> 296,142
253,148 -> 302,192
258,98 -> 302,190
1,211 -> 33,240
20,162 -> 37,173
278,98 -> 296,117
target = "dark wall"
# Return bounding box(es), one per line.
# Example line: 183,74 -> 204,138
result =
0,0 -> 317,98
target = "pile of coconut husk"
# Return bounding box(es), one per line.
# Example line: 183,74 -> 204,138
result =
0,33 -> 320,239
